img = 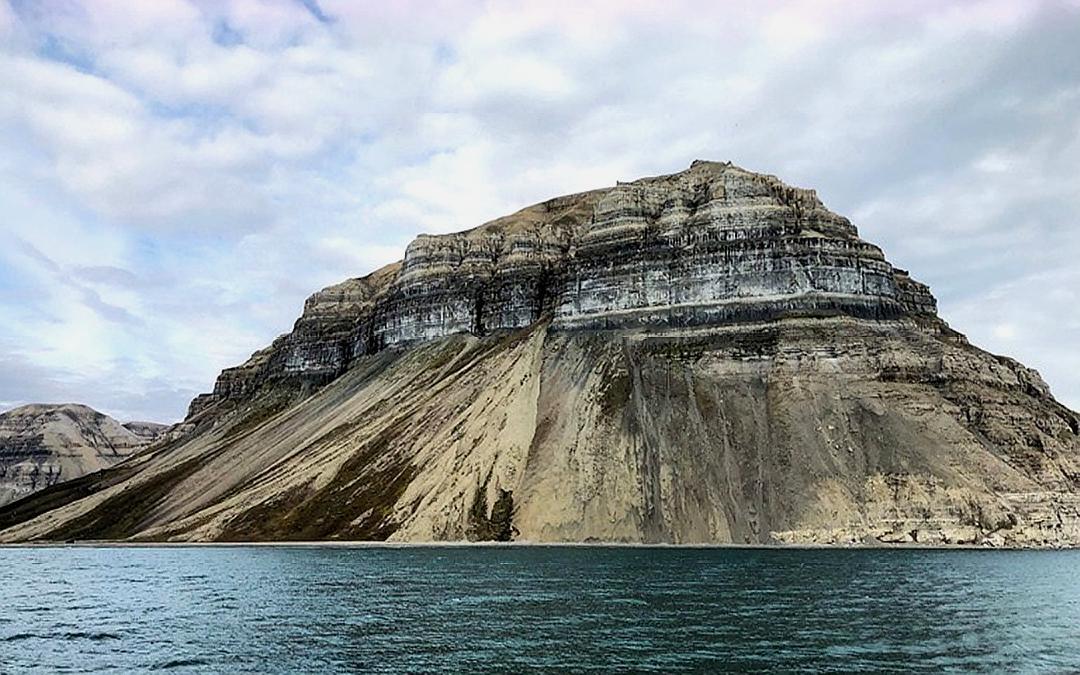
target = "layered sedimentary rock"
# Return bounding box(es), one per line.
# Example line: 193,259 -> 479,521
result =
187,162 -> 938,417
0,404 -> 165,507
1,161 -> 1077,546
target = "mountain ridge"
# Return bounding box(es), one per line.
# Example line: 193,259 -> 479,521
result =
2,160 -> 1077,546
186,160 -> 937,421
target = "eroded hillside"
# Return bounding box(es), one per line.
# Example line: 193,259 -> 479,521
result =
2,161 -> 1077,546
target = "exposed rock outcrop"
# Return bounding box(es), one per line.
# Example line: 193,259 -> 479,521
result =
0,404 -> 166,507
1,161 -> 1077,546
185,162 -> 937,420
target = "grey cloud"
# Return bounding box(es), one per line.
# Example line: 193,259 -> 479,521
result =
297,0 -> 332,24
79,287 -> 144,327
72,265 -> 143,288
12,237 -> 144,326
0,348 -> 195,423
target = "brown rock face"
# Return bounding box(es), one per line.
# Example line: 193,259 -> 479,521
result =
0,404 -> 166,507
1,161 -> 1077,546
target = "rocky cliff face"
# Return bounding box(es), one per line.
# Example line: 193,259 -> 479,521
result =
187,162 -> 936,418
0,404 -> 165,507
1,161 -> 1076,546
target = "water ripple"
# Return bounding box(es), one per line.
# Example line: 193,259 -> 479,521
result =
0,547 -> 1078,672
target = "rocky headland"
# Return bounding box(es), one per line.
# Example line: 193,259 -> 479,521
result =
1,161 -> 1077,547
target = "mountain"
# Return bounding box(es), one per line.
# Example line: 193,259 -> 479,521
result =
1,161 -> 1077,546
0,404 -> 166,507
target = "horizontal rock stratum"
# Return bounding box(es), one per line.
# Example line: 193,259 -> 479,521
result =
0,404 -> 166,508
2,161 -> 1078,546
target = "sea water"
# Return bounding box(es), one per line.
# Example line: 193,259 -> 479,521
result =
1,546 -> 1078,672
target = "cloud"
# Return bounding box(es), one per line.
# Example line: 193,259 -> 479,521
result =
0,0 -> 15,37
0,350 -> 198,424
1,0 -> 1079,420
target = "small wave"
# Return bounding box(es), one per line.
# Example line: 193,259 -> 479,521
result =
607,598 -> 650,606
151,658 -> 210,670
62,631 -> 122,641
3,631 -> 121,642
2,633 -> 38,642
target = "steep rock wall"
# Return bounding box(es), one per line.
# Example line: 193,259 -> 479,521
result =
188,161 -> 936,419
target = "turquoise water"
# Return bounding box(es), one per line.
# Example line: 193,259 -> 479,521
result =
1,547 -> 1078,673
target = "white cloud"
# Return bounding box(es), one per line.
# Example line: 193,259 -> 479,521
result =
98,43 -> 269,106
0,0 -> 15,37
220,0 -> 319,45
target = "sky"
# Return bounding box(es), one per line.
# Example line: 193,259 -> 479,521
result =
1,0 -> 1079,423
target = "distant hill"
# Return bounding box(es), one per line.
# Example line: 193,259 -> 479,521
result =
0,404 -> 166,507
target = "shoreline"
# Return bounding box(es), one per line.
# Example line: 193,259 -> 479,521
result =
1,540 -> 1075,551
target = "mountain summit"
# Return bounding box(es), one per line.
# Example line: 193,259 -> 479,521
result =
2,161 -> 1077,546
